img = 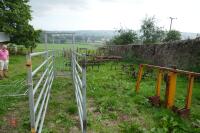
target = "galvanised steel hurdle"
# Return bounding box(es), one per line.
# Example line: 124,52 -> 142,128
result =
26,50 -> 55,133
71,50 -> 87,133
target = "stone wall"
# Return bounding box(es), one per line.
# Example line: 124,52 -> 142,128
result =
105,38 -> 200,71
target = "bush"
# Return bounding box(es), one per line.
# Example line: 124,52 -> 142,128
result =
108,29 -> 138,45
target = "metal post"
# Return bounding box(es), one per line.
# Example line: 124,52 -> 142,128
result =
52,51 -> 56,77
82,53 -> 87,133
135,64 -> 143,93
166,72 -> 177,108
45,33 -> 48,44
26,54 -> 36,133
155,69 -> 163,97
185,75 -> 194,109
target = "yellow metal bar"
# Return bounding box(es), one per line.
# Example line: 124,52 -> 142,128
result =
142,64 -> 200,76
155,69 -> 163,97
31,128 -> 36,133
135,64 -> 143,93
166,72 -> 177,108
185,75 -> 194,109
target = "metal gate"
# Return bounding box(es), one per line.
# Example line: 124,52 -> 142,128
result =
54,48 -> 71,77
71,50 -> 87,133
26,50 -> 55,133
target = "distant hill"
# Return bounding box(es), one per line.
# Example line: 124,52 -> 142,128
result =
41,30 -> 199,44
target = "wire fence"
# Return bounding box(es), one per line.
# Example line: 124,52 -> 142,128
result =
71,50 -> 87,133
0,79 -> 27,97
26,50 -> 55,133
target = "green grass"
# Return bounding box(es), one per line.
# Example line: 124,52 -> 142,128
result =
35,43 -> 103,52
0,49 -> 200,132
86,62 -> 200,132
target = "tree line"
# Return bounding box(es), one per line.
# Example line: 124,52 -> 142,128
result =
107,16 -> 181,45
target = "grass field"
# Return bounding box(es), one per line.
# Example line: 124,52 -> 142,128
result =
35,43 -> 103,52
0,46 -> 200,132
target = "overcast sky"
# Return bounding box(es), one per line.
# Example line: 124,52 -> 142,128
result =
29,0 -> 200,33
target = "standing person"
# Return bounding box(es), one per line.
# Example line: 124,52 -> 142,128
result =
0,44 -> 9,79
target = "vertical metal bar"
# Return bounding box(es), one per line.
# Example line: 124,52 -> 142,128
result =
135,64 -> 143,93
82,53 -> 87,133
45,34 -> 48,52
53,50 -> 56,77
45,33 -> 48,45
166,72 -> 177,108
185,75 -> 194,109
26,54 -> 36,133
155,69 -> 163,97
63,48 -> 65,71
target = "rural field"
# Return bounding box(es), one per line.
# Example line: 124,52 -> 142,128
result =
35,43 -> 103,52
0,43 -> 200,132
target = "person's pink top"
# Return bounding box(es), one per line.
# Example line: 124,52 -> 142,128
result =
0,49 -> 9,61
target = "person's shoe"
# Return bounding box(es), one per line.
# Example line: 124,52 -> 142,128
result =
3,70 -> 8,78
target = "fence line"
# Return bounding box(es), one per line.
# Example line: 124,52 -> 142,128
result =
71,50 -> 87,133
0,79 -> 27,97
26,50 -> 55,133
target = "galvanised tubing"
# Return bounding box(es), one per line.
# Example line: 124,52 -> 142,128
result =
75,84 -> 83,130
75,68 -> 83,87
74,76 -> 83,102
26,54 -> 36,133
82,54 -> 87,133
34,69 -> 51,113
72,50 -> 87,133
27,50 -> 55,133
33,59 -> 53,98
32,56 -> 53,77
74,59 -> 82,73
73,51 -> 83,57
35,69 -> 53,127
30,51 -> 47,57
33,68 -> 48,95
35,71 -> 54,130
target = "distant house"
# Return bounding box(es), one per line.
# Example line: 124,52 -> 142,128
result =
0,32 -> 10,42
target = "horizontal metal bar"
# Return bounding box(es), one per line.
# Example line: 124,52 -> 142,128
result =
75,81 -> 83,104
76,91 -> 83,120
142,64 -> 200,76
76,91 -> 84,131
75,68 -> 82,87
38,73 -> 53,133
33,68 -> 48,95
34,73 -> 49,113
74,59 -> 82,73
38,93 -> 50,133
30,51 -> 48,57
77,104 -> 83,131
32,56 -> 52,77
0,93 -> 27,97
75,75 -> 82,89
73,51 -> 83,57
35,72 -> 53,129
34,68 -> 54,112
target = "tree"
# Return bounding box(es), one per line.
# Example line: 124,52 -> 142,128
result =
140,16 -> 165,44
0,0 -> 41,52
164,30 -> 181,42
109,29 -> 138,45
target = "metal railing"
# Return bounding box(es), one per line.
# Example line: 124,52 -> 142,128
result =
26,50 -> 55,133
71,50 -> 87,133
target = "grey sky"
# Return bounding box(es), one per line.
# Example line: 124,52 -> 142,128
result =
30,0 -> 200,33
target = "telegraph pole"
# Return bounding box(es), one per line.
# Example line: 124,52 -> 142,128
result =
169,17 -> 177,31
